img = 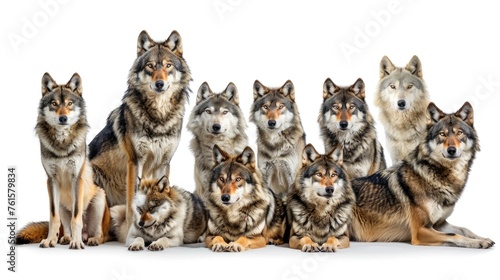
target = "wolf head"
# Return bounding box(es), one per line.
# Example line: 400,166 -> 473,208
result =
128,30 -> 191,97
425,102 -> 479,161
39,73 -> 85,127
250,80 -> 299,132
319,78 -> 369,131
209,145 -> 261,206
187,82 -> 246,138
376,55 -> 429,112
132,176 -> 173,229
295,144 -> 349,199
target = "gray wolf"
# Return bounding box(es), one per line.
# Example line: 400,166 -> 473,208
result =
287,144 -> 355,252
375,55 -> 430,164
204,145 -> 286,252
249,80 -> 306,195
88,30 -> 192,229
348,102 -> 495,249
16,73 -> 110,249
318,77 -> 386,179
110,176 -> 207,251
187,82 -> 248,198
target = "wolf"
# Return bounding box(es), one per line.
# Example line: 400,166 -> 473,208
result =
348,102 -> 495,249
110,176 -> 207,251
88,30 -> 192,229
375,55 -> 431,164
16,73 -> 110,249
187,82 -> 248,198
250,80 -> 306,195
287,144 -> 355,252
318,77 -> 386,179
204,145 -> 286,252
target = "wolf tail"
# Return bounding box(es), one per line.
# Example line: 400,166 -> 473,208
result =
16,221 -> 53,245
109,204 -> 128,243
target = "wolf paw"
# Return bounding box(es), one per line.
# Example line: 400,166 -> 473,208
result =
321,243 -> 338,252
210,242 -> 227,252
301,243 -> 321,252
86,237 -> 101,246
479,238 -> 495,249
148,242 -> 166,251
227,242 -> 245,252
40,238 -> 57,248
59,236 -> 71,245
128,243 -> 144,251
268,238 -> 284,246
69,240 -> 85,249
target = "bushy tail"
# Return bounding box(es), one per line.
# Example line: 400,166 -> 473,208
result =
109,205 -> 128,243
16,221 -> 49,245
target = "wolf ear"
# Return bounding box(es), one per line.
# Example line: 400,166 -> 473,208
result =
222,82 -> 239,105
137,30 -> 156,57
253,80 -> 268,100
164,30 -> 183,57
455,102 -> 474,127
280,80 -> 295,102
323,78 -> 338,100
380,56 -> 396,78
213,144 -> 230,165
426,102 -> 446,125
157,176 -> 170,193
302,144 -> 321,166
41,72 -> 57,96
236,147 -> 256,169
196,82 -> 213,104
405,55 -> 423,78
65,73 -> 83,96
327,145 -> 343,166
350,78 -> 365,100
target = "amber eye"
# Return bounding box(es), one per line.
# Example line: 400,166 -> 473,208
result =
439,132 -> 446,137
222,110 -> 229,115
349,104 -> 355,110
235,177 -> 242,182
457,130 -> 463,135
315,172 -> 322,178
166,63 -> 172,68
331,173 -> 337,178
205,109 -> 212,114
68,101 -> 73,106
219,177 -> 225,183
262,105 -> 269,110
51,101 -> 58,107
146,63 -> 154,69
332,104 -> 340,110
407,84 -> 413,89
278,104 -> 284,109
390,85 -> 396,89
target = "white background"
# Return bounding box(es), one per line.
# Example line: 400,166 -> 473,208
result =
1,0 -> 499,279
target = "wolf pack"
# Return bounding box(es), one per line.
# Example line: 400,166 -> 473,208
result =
16,30 -> 494,253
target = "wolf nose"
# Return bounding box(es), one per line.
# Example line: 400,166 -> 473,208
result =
268,120 -> 276,127
447,146 -> 457,156
221,194 -> 231,202
138,221 -> 145,227
59,116 -> 68,123
325,187 -> 334,194
397,100 -> 406,108
339,121 -> 348,129
212,124 -> 221,131
155,80 -> 164,90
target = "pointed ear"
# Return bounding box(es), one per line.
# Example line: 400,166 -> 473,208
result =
65,73 -> 82,96
213,144 -> 230,165
280,80 -> 295,102
323,78 -> 338,100
327,145 -> 343,166
455,102 -> 474,127
222,82 -> 239,105
41,72 -> 57,96
137,30 -> 156,57
164,30 -> 183,57
350,78 -> 365,100
380,56 -> 396,78
236,147 -> 256,169
427,102 -> 446,125
302,144 -> 321,166
405,55 -> 423,78
196,82 -> 213,104
253,80 -> 268,100
157,176 -> 170,193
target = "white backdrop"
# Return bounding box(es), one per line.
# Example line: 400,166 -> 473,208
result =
1,1 -> 499,279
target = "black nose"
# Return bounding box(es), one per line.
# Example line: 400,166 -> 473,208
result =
447,146 -> 457,156
138,221 -> 145,227
397,100 -> 406,108
339,121 -> 348,129
212,124 -> 221,131
59,116 -> 68,123
221,194 -> 230,202
268,120 -> 276,127
155,80 -> 164,90
325,187 -> 334,194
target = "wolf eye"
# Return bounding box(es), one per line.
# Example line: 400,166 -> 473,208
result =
407,84 -> 413,89
146,63 -> 154,69
166,63 -> 172,68
331,173 -> 337,178
149,206 -> 156,212
222,110 -> 229,115
262,105 -> 269,110
349,104 -> 356,110
278,104 -> 284,110
315,172 -> 322,178
137,207 -> 143,214
235,177 -> 242,182
457,130 -> 463,135
439,132 -> 446,137
219,177 -> 225,183
389,84 -> 396,89
205,109 -> 212,114
332,104 -> 340,110
67,101 -> 73,106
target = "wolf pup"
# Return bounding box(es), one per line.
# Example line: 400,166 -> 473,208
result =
318,78 -> 386,179
88,30 -> 192,229
187,82 -> 248,198
348,102 -> 495,249
205,145 -> 286,252
287,144 -> 355,252
110,176 -> 207,251
250,80 -> 306,195
375,55 -> 430,164
16,73 -> 110,249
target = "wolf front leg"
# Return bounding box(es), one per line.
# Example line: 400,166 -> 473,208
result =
227,235 -> 267,252
40,178 -> 61,248
205,235 -> 229,252
69,170 -> 85,249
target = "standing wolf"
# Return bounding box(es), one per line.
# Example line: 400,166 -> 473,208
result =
250,80 -> 306,195
375,55 -> 430,164
88,30 -> 192,229
318,78 -> 386,179
187,82 -> 248,197
16,73 -> 110,249
348,102 -> 494,249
